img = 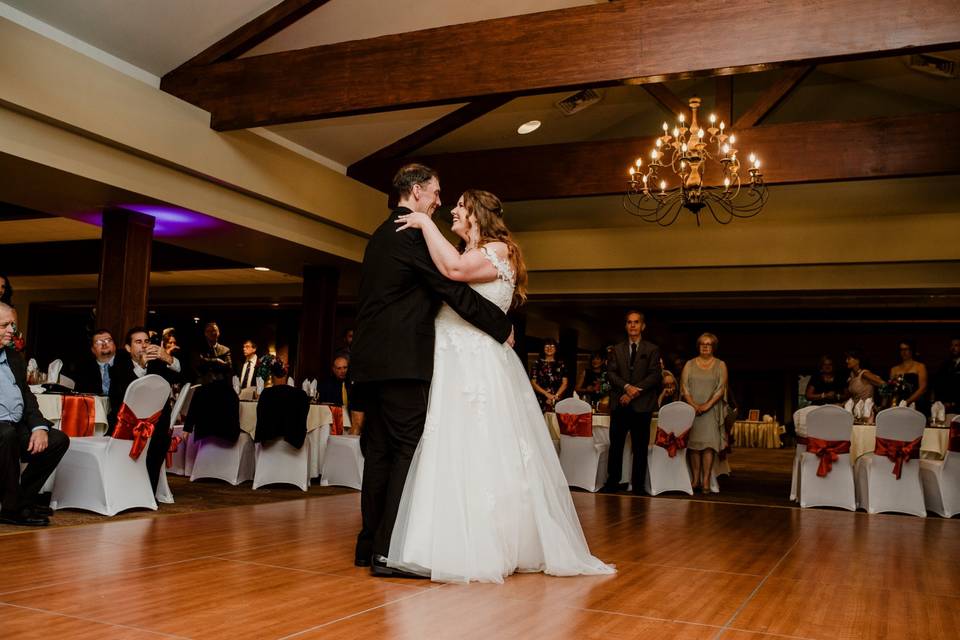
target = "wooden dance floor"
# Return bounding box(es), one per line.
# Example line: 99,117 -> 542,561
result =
1,493 -> 958,639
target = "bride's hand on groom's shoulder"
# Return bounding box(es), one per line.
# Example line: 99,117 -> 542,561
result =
395,211 -> 431,231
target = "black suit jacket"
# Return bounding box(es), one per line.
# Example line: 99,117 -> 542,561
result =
253,385 -> 309,449
351,207 -> 512,383
316,377 -> 350,406
4,349 -> 53,435
108,352 -> 179,429
607,339 -> 662,414
70,355 -> 110,396
192,343 -> 233,383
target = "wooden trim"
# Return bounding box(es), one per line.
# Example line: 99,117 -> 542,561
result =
160,0 -> 960,129
352,112 -> 960,201
734,66 -> 814,129
173,0 -> 331,71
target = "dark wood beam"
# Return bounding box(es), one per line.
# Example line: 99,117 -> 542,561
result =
641,83 -> 691,122
353,112 -> 960,202
714,76 -> 733,128
347,96 -> 513,182
173,0 -> 331,71
161,0 -> 960,130
734,66 -> 814,129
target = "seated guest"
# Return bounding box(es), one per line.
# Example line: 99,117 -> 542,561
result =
71,329 -> 116,396
531,338 -> 568,412
317,356 -> 351,407
805,356 -> 846,405
844,349 -> 884,402
238,339 -> 259,391
0,302 -> 69,526
161,328 -> 179,358
933,337 -> 960,413
575,351 -> 608,408
658,370 -> 679,407
192,321 -> 232,383
109,326 -> 181,493
890,339 -> 929,413
254,359 -> 309,450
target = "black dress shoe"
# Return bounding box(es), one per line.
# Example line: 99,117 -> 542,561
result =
371,555 -> 428,579
354,556 -> 371,568
0,509 -> 49,527
30,505 -> 54,517
598,484 -> 619,494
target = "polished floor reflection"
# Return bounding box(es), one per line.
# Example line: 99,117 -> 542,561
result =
1,492 -> 958,639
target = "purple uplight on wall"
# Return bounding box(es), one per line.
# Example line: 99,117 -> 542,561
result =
75,204 -> 228,237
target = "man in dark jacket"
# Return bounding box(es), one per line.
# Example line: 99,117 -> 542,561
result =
71,328 -> 116,396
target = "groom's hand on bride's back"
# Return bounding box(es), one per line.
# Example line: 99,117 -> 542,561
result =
505,326 -> 515,348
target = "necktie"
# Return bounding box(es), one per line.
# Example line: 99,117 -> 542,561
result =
241,362 -> 251,389
100,362 -> 110,395
630,342 -> 638,365
341,381 -> 349,413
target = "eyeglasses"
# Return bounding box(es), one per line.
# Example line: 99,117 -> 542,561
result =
94,338 -> 114,346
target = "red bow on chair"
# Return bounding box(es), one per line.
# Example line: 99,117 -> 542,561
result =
654,427 -> 691,458
804,437 -> 851,477
557,413 -> 592,437
166,433 -> 183,468
329,406 -> 344,435
113,403 -> 163,460
60,395 -> 96,437
874,436 -> 922,479
948,423 -> 960,454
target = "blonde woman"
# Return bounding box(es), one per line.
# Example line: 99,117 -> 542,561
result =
681,333 -> 727,494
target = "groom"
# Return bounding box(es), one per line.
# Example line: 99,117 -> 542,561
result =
351,163 -> 513,577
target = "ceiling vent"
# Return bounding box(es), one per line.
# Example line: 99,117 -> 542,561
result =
555,89 -> 603,116
905,53 -> 959,79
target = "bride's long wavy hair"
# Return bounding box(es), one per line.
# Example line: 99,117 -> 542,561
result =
459,189 -> 528,308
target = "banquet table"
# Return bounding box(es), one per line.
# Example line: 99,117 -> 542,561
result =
850,424 -> 949,461
732,420 -> 784,449
34,392 -> 111,436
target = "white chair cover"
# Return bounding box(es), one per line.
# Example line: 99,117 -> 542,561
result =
855,407 -> 927,517
189,433 -> 256,485
166,385 -> 199,476
253,439 -> 311,491
320,435 -> 364,490
556,398 -> 607,492
155,462 -> 174,504
645,401 -> 694,496
920,417 -> 960,517
47,359 -> 63,383
790,405 -> 819,501
50,375 -> 171,516
57,374 -> 76,390
799,405 -> 855,510
308,423 -> 330,478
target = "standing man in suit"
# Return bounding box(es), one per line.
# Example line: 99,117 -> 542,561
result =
350,163 -> 513,576
934,337 -> 960,413
193,322 -> 232,383
0,302 -> 69,526
238,339 -> 259,391
603,310 -> 661,495
109,326 -> 181,494
72,328 -> 116,396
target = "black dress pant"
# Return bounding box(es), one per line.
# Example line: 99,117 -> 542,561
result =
354,379 -> 429,561
0,421 -> 70,513
606,408 -> 652,494
145,408 -> 172,494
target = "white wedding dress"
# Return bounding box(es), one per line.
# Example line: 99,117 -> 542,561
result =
387,247 -> 614,583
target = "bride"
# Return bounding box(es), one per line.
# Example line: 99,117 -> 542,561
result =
389,189 -> 614,583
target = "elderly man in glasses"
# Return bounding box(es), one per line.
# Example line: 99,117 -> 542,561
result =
71,328 -> 118,396
0,302 -> 70,526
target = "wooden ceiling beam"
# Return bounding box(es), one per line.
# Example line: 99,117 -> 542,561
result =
173,0 -> 331,71
734,66 -> 814,129
351,112 -> 960,202
641,83 -> 692,123
160,0 -> 960,130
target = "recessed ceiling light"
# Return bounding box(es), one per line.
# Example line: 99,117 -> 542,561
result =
271,303 -> 280,307
253,266 -> 271,272
517,120 -> 541,135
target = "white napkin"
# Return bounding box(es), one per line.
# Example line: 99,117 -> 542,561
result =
232,375 -> 241,395
863,398 -> 874,417
256,378 -> 264,395
302,379 -> 310,393
898,400 -> 908,408
287,377 -> 295,387
762,414 -> 774,423
931,401 -> 945,423
854,399 -> 864,419
47,359 -> 63,383
844,398 -> 855,413
27,358 -> 38,372
572,391 -> 580,401
309,379 -> 318,398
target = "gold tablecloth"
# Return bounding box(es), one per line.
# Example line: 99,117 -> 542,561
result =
850,424 -> 948,461
732,420 -> 784,449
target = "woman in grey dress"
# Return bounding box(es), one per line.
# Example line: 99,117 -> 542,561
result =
681,333 -> 728,493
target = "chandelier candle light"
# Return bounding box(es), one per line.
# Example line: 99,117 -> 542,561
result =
624,97 -> 768,226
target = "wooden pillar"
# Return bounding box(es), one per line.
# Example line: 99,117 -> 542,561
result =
96,208 -> 154,341
558,327 -> 579,399
296,266 -> 339,381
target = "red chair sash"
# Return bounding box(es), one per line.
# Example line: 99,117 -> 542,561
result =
113,403 -> 162,460
166,434 -> 183,468
60,395 -> 95,437
329,405 -> 344,436
804,437 -> 851,477
874,435 -> 922,479
557,412 -> 592,437
654,426 -> 691,458
949,423 -> 960,454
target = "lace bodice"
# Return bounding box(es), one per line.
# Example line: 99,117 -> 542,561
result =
435,246 -> 515,339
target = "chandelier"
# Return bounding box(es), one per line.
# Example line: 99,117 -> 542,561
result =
623,97 -> 768,226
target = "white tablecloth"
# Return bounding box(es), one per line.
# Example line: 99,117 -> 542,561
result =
851,424 -> 949,461
34,393 -> 110,435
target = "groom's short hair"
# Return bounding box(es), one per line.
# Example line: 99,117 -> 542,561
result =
392,163 -> 438,199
